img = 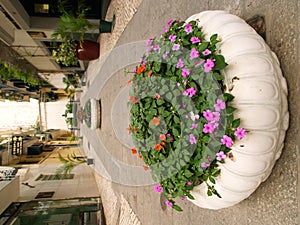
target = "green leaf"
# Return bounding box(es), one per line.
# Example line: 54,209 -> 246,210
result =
214,55 -> 227,71
172,205 -> 183,212
226,106 -> 236,114
224,93 -> 235,102
207,189 -> 212,196
209,176 -> 216,184
232,118 -> 240,128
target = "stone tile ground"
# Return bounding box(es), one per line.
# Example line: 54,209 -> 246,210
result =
85,0 -> 300,224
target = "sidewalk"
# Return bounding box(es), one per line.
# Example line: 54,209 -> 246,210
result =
81,0 -> 299,224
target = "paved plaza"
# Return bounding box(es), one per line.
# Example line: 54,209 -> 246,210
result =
79,0 -> 299,224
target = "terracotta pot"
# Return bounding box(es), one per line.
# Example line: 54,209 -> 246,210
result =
76,40 -> 100,61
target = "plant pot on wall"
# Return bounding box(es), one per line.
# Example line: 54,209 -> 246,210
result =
186,10 -> 289,209
76,40 -> 100,61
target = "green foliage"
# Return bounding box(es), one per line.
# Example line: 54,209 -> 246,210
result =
0,61 -> 40,86
128,19 -> 245,211
56,152 -> 87,175
51,0 -> 99,66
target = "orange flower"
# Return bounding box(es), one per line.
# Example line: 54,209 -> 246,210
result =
133,126 -> 138,133
136,65 -> 146,74
160,141 -> 166,147
130,95 -> 137,104
138,154 -> 143,159
159,134 -> 166,141
143,166 -> 149,171
127,79 -> 131,85
127,124 -> 131,134
131,148 -> 137,154
155,144 -> 162,151
147,71 -> 153,77
152,117 -> 160,125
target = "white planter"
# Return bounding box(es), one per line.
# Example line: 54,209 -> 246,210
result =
186,11 -> 289,209
90,98 -> 100,130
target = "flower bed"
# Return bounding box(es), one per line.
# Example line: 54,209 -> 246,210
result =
128,11 -> 288,211
84,99 -> 91,128
128,16 -> 247,211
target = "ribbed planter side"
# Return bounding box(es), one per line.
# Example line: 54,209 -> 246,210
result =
186,11 -> 289,209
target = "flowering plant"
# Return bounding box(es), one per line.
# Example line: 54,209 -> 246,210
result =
128,19 -> 246,211
83,100 -> 91,128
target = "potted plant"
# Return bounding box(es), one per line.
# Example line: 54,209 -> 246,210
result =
128,11 -> 288,211
51,1 -> 115,66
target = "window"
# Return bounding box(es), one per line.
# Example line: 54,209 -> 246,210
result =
34,3 -> 49,14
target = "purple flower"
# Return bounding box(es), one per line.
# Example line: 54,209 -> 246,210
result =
202,49 -> 211,56
169,34 -> 177,42
185,23 -> 193,34
203,110 -> 213,121
203,122 -> 215,133
190,48 -> 199,59
216,151 -> 226,161
214,99 -> 226,111
183,87 -> 196,97
189,134 -> 197,144
176,58 -> 184,68
221,135 -> 233,148
182,196 -> 187,200
204,59 -> 215,73
153,44 -> 160,52
182,104 -> 187,108
234,127 -> 247,140
172,44 -> 180,51
201,162 -> 210,168
166,201 -> 173,207
162,51 -> 169,59
154,184 -> 162,193
190,36 -> 200,44
181,68 -> 190,77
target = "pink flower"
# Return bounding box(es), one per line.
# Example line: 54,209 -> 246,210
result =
190,48 -> 199,59
203,110 -> 213,121
176,58 -> 184,68
146,38 -> 153,47
172,44 -> 180,51
166,201 -> 173,207
181,68 -> 190,77
163,27 -> 169,33
189,134 -> 197,144
183,87 -> 196,97
166,19 -> 173,27
153,44 -> 160,52
214,99 -> 226,111
155,93 -> 160,99
186,181 -> 193,185
185,23 -> 193,34
154,184 -> 162,193
203,122 -> 214,133
234,127 -> 247,140
221,135 -> 233,148
212,111 -> 220,121
216,151 -> 226,161
204,59 -> 215,73
202,49 -> 211,56
169,34 -> 177,42
201,162 -> 210,168
182,196 -> 187,200
190,123 -> 198,129
190,36 -> 200,44
162,51 -> 169,59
